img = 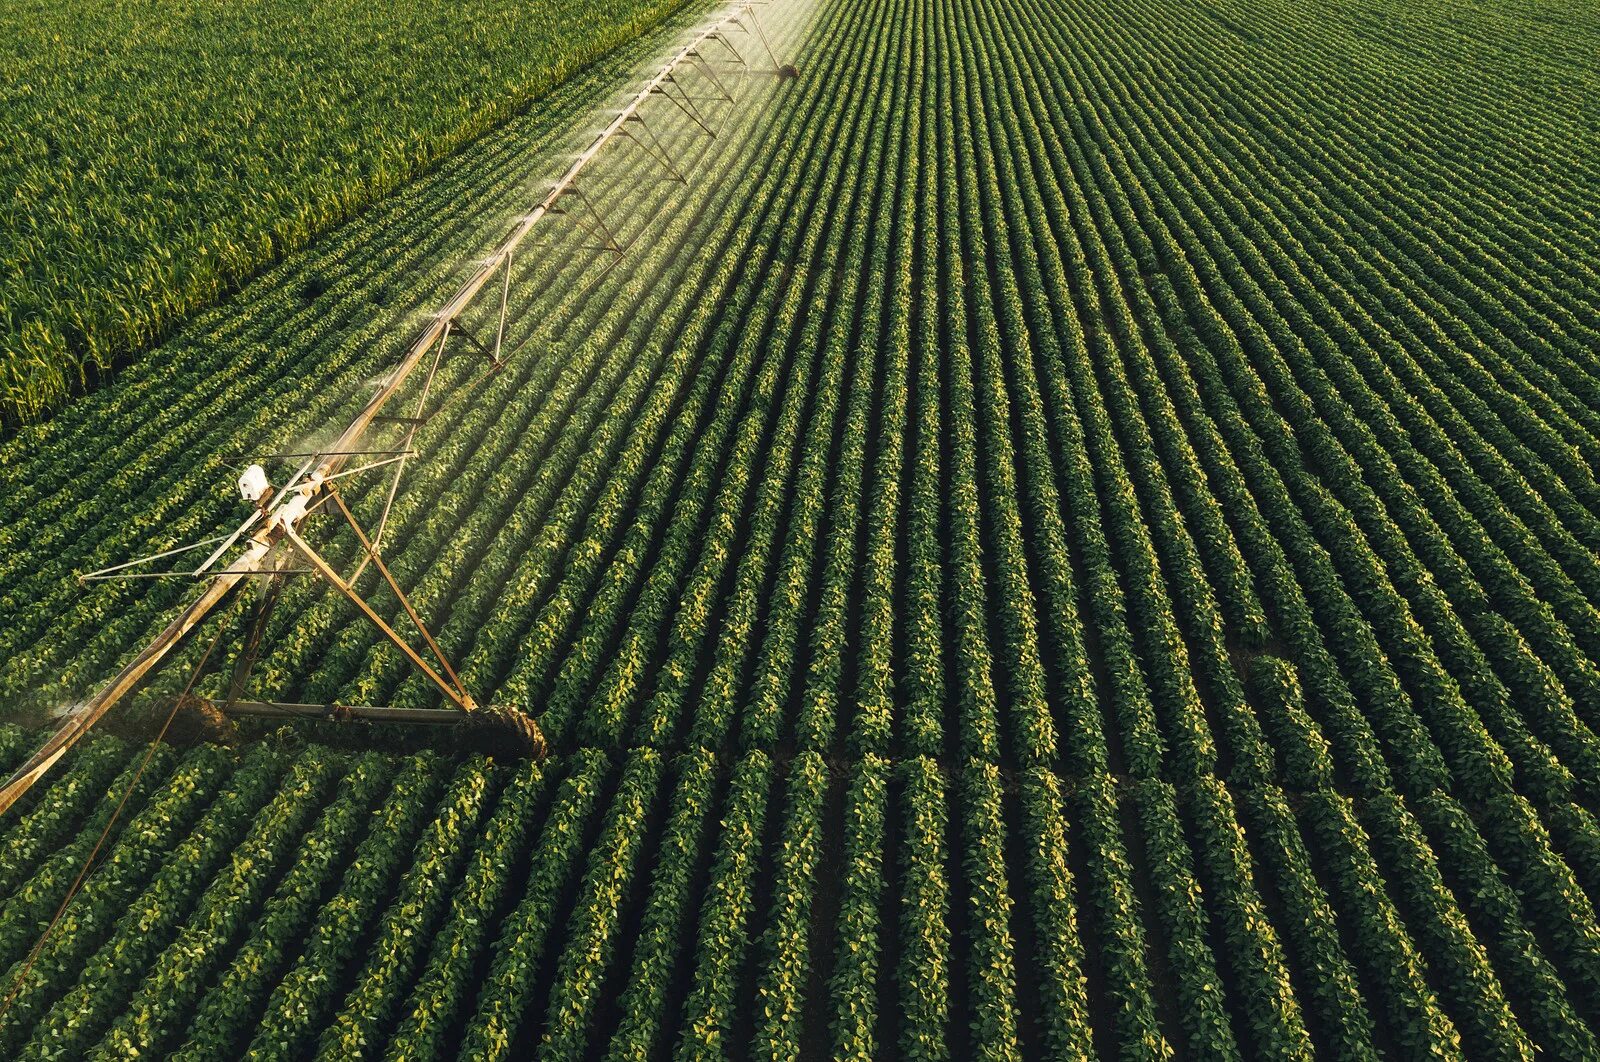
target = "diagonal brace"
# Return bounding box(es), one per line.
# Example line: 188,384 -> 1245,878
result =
325,484 -> 473,703
225,568 -> 286,706
280,521 -> 476,711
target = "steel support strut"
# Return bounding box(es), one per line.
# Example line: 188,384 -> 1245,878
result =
325,484 -> 474,706
280,524 -> 474,711
225,569 -> 286,706
223,701 -> 468,724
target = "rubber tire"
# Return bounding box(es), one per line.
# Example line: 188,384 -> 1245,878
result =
167,694 -> 241,748
458,707 -> 547,761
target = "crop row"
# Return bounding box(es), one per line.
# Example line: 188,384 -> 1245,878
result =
0,727 -> 1597,1058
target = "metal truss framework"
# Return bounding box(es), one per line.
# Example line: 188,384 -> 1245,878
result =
0,2 -> 792,816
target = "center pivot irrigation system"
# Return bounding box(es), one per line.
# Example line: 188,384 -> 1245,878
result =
0,3 -> 796,817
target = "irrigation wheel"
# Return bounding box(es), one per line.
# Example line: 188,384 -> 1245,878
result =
166,694 -> 242,748
457,706 -> 547,761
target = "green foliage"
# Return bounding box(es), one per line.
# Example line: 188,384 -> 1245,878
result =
672,752 -> 773,1061
313,756 -> 498,1061
751,752 -> 830,1060
385,758 -> 547,1062
899,756 -> 951,1061
1,0 -> 1598,1057
458,750 -> 612,1061
0,0 -> 694,426
604,750 -> 720,1061
88,751 -> 346,1060
169,751 -> 399,1061
243,752 -> 449,1062
826,755 -> 890,1060
536,750 -> 664,1061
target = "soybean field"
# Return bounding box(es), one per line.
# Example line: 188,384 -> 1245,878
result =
2,0 -> 1600,1057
